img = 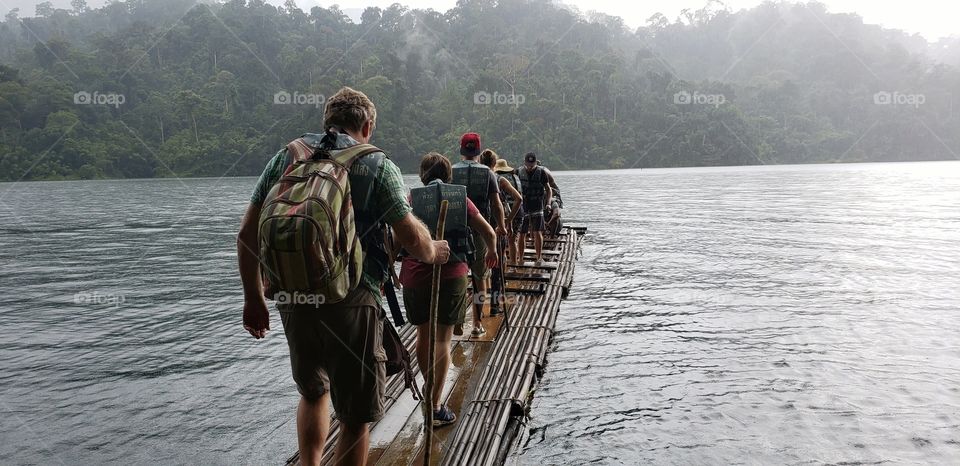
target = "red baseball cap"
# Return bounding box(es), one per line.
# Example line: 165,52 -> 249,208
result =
460,132 -> 481,157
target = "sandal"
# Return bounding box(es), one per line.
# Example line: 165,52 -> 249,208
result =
433,405 -> 457,427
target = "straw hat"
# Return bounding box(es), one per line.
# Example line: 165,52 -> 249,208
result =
493,159 -> 515,172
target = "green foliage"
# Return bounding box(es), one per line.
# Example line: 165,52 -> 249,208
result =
0,0 -> 958,181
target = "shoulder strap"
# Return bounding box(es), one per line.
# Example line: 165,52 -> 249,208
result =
286,137 -> 316,164
332,143 -> 382,169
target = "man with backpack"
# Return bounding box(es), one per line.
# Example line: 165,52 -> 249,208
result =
450,133 -> 506,336
236,87 -> 450,466
518,152 -> 554,263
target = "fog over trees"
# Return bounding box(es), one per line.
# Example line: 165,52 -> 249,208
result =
1,0 -> 958,180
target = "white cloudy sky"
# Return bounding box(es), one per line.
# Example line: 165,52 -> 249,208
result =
2,0 -> 958,40
326,0 -> 958,40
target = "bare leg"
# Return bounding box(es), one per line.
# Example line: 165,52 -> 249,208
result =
296,395 -> 330,466
534,231 -> 544,262
335,422 -> 369,466
416,323 -> 455,410
473,277 -> 486,329
517,232 -> 527,264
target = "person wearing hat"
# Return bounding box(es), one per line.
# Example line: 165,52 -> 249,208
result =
479,149 -> 524,315
517,152 -> 554,263
480,151 -> 524,265
451,133 -> 507,336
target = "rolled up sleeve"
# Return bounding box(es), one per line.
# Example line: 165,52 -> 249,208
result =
370,158 -> 412,225
250,149 -> 287,205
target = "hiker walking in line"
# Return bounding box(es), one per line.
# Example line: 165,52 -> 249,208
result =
517,152 -> 554,263
479,149 -> 523,314
451,133 -> 506,336
480,149 -> 523,264
545,188 -> 563,237
401,152 -> 498,427
537,162 -> 563,237
236,87 -> 450,466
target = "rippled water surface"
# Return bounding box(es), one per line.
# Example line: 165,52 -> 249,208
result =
517,162 -> 960,465
1,162 -> 959,465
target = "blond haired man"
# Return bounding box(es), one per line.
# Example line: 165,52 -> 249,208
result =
237,87 -> 449,465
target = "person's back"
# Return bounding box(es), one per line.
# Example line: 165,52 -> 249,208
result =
498,169 -> 522,212
448,132 -> 505,335
452,160 -> 495,222
400,152 -> 497,426
236,87 -> 450,466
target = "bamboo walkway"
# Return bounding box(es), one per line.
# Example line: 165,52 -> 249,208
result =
285,225 -> 586,466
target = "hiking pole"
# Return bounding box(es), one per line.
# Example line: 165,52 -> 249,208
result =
423,200 -> 448,466
497,234 -> 511,331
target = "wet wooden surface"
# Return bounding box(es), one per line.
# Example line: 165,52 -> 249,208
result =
285,227 -> 584,466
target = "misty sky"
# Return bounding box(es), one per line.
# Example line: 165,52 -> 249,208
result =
2,0 -> 957,41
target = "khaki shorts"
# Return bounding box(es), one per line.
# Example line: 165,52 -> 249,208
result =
278,287 -> 386,424
469,230 -> 489,281
402,275 -> 469,326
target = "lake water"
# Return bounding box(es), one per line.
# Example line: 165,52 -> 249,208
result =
1,162 -> 959,465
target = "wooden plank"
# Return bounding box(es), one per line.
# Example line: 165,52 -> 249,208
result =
508,262 -> 558,270
502,273 -> 551,283
522,249 -> 561,255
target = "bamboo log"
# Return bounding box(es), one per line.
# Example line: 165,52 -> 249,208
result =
423,200 -> 449,466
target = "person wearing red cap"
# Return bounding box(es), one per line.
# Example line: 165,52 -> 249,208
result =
451,132 -> 507,336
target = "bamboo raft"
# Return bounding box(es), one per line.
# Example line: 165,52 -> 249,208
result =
285,225 -> 586,465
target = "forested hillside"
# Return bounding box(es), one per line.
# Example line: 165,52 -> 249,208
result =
1,0 -> 958,180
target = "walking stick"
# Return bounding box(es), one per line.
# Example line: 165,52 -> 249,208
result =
423,200 -> 448,466
497,234 -> 511,331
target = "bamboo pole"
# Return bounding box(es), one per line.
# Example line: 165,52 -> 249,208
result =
423,200 -> 449,466
497,234 -> 512,331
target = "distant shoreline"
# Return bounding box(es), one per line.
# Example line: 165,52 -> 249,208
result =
3,159 -> 958,184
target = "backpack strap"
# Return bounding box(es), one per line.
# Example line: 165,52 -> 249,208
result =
331,143 -> 382,169
383,280 -> 405,327
285,137 -> 317,164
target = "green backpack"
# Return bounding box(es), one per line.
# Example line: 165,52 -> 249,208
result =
259,138 -> 382,304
